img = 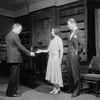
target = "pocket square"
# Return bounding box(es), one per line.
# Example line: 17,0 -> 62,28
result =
74,35 -> 77,38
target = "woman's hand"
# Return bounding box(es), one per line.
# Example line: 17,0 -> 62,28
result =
36,49 -> 42,53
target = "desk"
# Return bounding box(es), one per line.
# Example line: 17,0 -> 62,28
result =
32,53 -> 48,77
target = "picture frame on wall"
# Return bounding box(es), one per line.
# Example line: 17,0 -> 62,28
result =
33,18 -> 50,48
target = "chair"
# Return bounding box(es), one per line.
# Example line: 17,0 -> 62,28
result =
80,56 -> 100,98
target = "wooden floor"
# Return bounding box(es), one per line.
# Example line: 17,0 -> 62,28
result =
0,77 -> 99,100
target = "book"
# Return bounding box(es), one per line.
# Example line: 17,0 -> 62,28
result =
60,13 -> 84,25
60,5 -> 84,17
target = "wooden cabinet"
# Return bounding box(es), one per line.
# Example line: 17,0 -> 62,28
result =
0,16 -> 14,61
30,7 -> 56,74
0,16 -> 14,76
56,0 -> 98,64
57,1 -> 87,65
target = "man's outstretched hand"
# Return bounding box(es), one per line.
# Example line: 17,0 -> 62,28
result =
30,52 -> 35,56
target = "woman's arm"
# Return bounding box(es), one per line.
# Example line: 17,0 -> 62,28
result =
58,38 -> 63,64
36,49 -> 49,53
36,41 -> 51,53
41,49 -> 49,53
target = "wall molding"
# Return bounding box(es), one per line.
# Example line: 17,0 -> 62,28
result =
0,0 -> 79,18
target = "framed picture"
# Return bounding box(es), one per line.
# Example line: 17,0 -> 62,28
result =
33,18 -> 50,47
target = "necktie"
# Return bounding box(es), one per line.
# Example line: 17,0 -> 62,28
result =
70,30 -> 75,40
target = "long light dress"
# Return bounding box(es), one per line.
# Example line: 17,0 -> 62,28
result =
45,36 -> 63,87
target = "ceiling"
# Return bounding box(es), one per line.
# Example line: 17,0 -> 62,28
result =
0,0 -> 44,11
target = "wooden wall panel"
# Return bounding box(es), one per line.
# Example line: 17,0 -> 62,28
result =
0,16 -> 14,42
0,15 -> 14,61
30,6 -> 56,48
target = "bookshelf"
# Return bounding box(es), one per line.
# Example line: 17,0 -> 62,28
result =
15,15 -> 30,49
56,1 -> 87,70
57,0 -> 100,63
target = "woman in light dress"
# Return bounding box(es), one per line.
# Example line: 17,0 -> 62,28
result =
36,28 -> 63,94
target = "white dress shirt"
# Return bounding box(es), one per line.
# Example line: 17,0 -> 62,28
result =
70,27 -> 77,40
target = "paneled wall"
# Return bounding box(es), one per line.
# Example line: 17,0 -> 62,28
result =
30,6 -> 56,49
29,6 -> 56,73
0,15 -> 14,76
95,9 -> 100,57
0,16 -> 14,39
0,15 -> 14,61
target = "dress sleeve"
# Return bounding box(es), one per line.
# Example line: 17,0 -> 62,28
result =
48,40 -> 52,52
58,37 -> 63,62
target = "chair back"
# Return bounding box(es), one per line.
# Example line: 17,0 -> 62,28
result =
80,61 -> 89,74
91,56 -> 100,72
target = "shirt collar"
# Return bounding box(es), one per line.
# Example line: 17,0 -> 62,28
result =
72,27 -> 77,32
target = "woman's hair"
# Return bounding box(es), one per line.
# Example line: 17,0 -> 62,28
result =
12,23 -> 22,29
52,28 -> 60,35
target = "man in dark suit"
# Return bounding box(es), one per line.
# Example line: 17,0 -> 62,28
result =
5,23 -> 35,97
66,18 -> 85,97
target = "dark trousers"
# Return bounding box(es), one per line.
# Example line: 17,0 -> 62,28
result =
67,52 -> 80,93
6,63 -> 20,95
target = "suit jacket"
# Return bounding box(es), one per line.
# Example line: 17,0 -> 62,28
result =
5,31 -> 30,63
68,29 -> 85,58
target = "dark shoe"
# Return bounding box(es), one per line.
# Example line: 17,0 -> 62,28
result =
6,93 -> 21,97
71,93 -> 80,97
67,90 -> 73,93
